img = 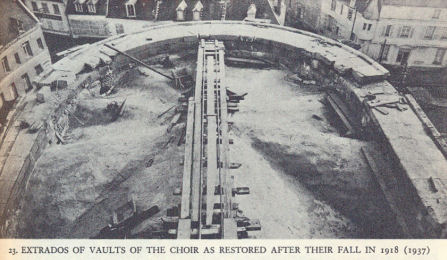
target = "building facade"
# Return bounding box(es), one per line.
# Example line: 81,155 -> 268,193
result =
286,0 -> 447,80
0,0 -> 52,121
284,0 -> 323,32
64,0 -> 280,39
23,0 -> 71,36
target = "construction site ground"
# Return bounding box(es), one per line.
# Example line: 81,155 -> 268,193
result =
6,55 -> 398,238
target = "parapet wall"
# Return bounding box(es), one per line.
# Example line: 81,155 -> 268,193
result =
2,21 -> 446,238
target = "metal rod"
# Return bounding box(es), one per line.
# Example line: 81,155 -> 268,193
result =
103,44 -> 173,80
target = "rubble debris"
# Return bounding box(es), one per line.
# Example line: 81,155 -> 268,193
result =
285,73 -> 316,85
36,93 -> 45,103
146,158 -> 154,168
225,56 -> 271,68
167,113 -> 181,133
161,56 -> 174,68
312,114 -> 323,121
233,187 -> 250,195
137,66 -> 153,76
173,187 -> 182,195
325,91 -> 361,137
229,163 -> 242,169
19,120 -> 30,130
100,66 -> 115,95
226,89 -> 247,101
177,127 -> 186,146
172,67 -> 194,89
27,121 -> 43,134
92,205 -> 160,239
105,99 -> 126,121
157,105 -> 177,118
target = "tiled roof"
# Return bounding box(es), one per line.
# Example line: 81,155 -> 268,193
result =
0,0 -> 37,46
227,0 -> 276,21
107,0 -> 214,21
65,0 -> 276,21
66,0 -> 108,16
382,0 -> 447,8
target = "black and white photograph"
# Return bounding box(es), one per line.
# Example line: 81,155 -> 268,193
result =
0,0 -> 447,243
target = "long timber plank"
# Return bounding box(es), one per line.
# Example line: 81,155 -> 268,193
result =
180,98 -> 195,219
190,46 -> 204,223
218,49 -> 232,218
206,56 -> 218,226
177,219 -> 192,239
223,218 -> 238,239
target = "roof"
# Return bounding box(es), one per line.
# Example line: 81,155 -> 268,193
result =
192,1 -> 203,12
227,0 -> 277,21
382,0 -> 447,8
176,0 -> 188,11
355,0 -> 371,12
66,0 -> 276,21
107,0 -> 214,21
337,0 -> 371,12
0,0 -> 38,46
66,0 -> 108,15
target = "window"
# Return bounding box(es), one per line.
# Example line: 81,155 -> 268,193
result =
41,3 -> 49,13
2,57 -> 10,72
441,27 -> 447,40
367,24 -> 372,31
10,83 -> 18,100
22,73 -> 33,91
14,53 -> 21,64
75,3 -> 83,12
399,26 -> 412,38
396,49 -> 411,65
9,18 -> 24,34
53,4 -> 60,15
36,38 -> 44,49
434,49 -> 446,64
47,20 -> 53,30
340,4 -> 343,15
22,41 -> 33,56
331,0 -> 336,11
381,44 -> 390,61
34,64 -> 44,75
347,9 -> 353,20
384,25 -> 392,37
115,23 -> 124,34
433,9 -> 441,19
126,4 -> 136,17
424,26 -> 436,40
297,7 -> 304,19
88,4 -> 96,13
31,1 -> 38,11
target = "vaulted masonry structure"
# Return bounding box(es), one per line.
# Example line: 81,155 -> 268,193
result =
2,21 -> 447,238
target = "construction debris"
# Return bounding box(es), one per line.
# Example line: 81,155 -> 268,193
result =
105,99 -> 126,121
100,66 -> 115,95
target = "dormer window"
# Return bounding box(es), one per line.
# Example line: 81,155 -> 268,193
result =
87,0 -> 98,13
126,0 -> 137,18
176,0 -> 187,21
192,1 -> 203,21
74,0 -> 86,12
247,4 -> 256,20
